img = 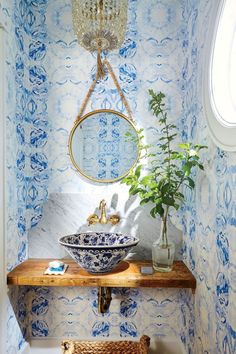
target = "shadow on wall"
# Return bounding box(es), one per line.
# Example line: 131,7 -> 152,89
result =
28,193 -> 183,260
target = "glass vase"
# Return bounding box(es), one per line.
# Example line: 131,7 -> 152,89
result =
152,219 -> 175,272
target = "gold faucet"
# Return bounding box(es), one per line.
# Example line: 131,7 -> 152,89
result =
99,199 -> 107,224
87,199 -> 120,226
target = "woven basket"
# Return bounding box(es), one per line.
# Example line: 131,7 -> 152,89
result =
61,335 -> 150,354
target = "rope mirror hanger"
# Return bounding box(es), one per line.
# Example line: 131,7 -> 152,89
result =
74,59 -> 135,125
69,60 -> 139,183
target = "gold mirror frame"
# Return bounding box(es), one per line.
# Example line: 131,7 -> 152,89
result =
68,109 -> 139,183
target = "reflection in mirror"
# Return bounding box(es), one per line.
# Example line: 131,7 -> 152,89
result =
69,109 -> 139,182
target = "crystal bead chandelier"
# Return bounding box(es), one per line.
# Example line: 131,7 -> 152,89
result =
72,0 -> 128,78
72,0 -> 128,52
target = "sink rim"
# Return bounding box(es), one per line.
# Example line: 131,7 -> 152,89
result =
58,232 -> 139,249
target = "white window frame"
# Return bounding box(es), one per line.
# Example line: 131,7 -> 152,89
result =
0,23 -> 7,353
203,0 -> 236,151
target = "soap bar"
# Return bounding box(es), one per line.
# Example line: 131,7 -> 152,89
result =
44,263 -> 68,275
49,260 -> 64,271
141,266 -> 153,275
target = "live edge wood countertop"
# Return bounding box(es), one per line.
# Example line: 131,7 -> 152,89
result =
7,259 -> 196,292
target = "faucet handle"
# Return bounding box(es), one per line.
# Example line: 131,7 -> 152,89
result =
87,214 -> 99,226
109,214 -> 120,225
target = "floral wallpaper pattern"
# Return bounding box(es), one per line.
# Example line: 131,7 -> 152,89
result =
2,0 -> 236,353
2,0 -> 49,352
1,1 -> 30,353
181,0 -> 236,353
27,287 -> 193,342
26,0 -> 192,349
5,0 -> 49,273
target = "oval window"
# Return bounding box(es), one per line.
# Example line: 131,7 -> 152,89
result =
204,0 -> 236,150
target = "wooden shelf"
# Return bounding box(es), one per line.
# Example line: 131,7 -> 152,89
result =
7,259 -> 196,292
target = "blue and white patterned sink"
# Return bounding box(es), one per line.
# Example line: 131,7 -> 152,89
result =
58,232 -> 139,274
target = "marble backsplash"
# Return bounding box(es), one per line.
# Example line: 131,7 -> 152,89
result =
28,193 -> 182,260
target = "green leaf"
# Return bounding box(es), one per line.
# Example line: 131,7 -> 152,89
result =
179,143 -> 190,149
168,124 -> 177,129
187,177 -> 195,189
161,182 -> 170,195
173,203 -> 180,210
150,207 -> 157,218
135,165 -> 142,178
125,179 -> 135,186
150,204 -> 164,218
168,133 -> 178,140
140,198 -> 152,206
162,196 -> 175,206
129,184 -> 138,195
182,162 -> 191,176
194,144 -> 208,150
121,175 -> 135,185
140,175 -> 152,186
176,192 -> 185,199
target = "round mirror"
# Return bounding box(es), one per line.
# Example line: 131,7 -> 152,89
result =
69,109 -> 139,183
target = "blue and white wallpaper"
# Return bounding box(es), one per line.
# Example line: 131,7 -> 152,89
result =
1,0 -> 30,353
181,0 -> 236,353
2,0 -> 236,353
1,0 -> 49,352
27,0 -> 188,348
4,0 -> 49,273
27,287 -> 193,342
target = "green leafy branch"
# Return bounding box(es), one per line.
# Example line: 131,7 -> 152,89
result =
122,90 -> 207,243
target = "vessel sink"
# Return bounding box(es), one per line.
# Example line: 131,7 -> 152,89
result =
58,232 -> 139,274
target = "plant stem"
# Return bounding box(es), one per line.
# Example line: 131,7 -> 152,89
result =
161,206 -> 169,247
173,174 -> 186,196
165,123 -> 171,175
161,111 -> 171,179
